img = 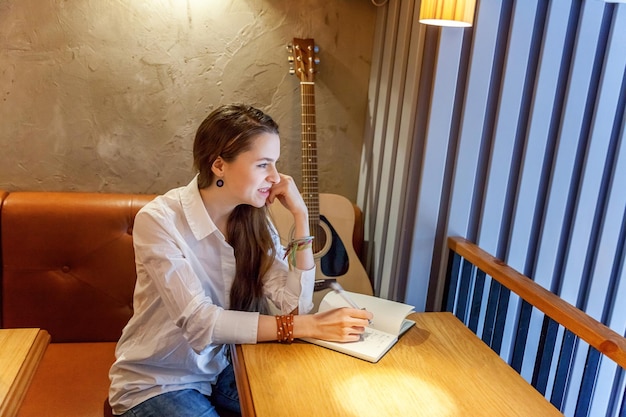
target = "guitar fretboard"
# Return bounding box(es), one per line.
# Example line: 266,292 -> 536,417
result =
300,82 -> 320,230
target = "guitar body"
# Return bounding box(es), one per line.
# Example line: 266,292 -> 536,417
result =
270,194 -> 373,307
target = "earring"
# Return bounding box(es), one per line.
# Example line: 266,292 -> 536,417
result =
216,179 -> 224,187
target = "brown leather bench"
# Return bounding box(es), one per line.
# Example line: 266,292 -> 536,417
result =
0,190 -> 153,416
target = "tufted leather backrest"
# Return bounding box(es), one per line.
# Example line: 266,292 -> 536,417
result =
0,191 -> 155,343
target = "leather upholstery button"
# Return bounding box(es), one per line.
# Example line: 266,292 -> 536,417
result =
61,265 -> 70,273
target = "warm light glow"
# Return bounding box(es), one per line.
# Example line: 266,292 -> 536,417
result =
331,370 -> 459,416
419,0 -> 476,27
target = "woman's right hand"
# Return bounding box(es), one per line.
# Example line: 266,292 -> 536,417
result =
258,308 -> 373,343
310,307 -> 374,342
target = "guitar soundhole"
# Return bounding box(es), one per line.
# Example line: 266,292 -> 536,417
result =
287,215 -> 349,277
312,223 -> 327,255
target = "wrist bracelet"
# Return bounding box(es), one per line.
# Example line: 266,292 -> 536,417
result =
283,236 -> 314,268
275,314 -> 294,344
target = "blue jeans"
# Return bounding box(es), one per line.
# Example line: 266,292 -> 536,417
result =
120,364 -> 241,417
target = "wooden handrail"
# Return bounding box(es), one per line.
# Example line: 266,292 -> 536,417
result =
447,236 -> 626,370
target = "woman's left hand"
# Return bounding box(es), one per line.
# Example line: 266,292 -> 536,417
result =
267,173 -> 308,217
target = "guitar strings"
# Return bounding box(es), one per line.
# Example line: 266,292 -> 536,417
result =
301,81 -> 320,253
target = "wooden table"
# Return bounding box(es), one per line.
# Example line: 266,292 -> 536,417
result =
0,329 -> 50,417
232,312 -> 563,417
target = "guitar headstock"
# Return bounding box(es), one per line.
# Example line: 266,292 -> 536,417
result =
287,38 -> 319,83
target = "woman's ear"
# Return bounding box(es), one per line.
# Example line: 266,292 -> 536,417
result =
211,157 -> 225,176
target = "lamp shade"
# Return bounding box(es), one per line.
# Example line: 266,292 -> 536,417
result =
419,0 -> 476,27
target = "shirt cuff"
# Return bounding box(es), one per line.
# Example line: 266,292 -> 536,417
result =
212,309 -> 259,344
290,266 -> 315,314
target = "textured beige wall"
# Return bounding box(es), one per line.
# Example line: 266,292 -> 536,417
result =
0,0 -> 376,199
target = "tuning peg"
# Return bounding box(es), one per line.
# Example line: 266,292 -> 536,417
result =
307,56 -> 320,66
288,55 -> 294,63
289,68 -> 295,75
286,43 -> 293,52
314,45 -> 320,53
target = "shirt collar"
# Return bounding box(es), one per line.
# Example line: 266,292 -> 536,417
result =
180,174 -> 220,241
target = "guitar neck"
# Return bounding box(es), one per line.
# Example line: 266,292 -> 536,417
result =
300,82 -> 320,227
285,37 -> 372,295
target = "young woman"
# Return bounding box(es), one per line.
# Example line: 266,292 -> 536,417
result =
108,104 -> 372,417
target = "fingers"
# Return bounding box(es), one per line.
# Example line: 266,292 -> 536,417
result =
345,308 -> 373,326
266,173 -> 290,204
359,309 -> 374,323
267,174 -> 307,214
315,307 -> 374,342
345,333 -> 365,342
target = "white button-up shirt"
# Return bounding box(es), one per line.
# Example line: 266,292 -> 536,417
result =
109,175 -> 315,414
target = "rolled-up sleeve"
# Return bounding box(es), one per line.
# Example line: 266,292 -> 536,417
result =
177,296 -> 260,350
263,252 -> 316,314
212,309 -> 260,344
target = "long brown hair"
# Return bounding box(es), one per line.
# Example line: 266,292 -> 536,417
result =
193,104 -> 279,313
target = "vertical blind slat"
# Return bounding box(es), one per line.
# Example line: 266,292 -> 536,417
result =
369,0 -> 409,297
551,330 -> 577,410
456,259 -> 473,322
441,0 -> 505,241
575,349 -> 603,416
511,300 -> 533,372
584,9 -> 626,415
404,24 -> 466,308
468,269 -> 486,333
558,2 -> 615,309
476,0 -> 537,361
532,318 -> 559,395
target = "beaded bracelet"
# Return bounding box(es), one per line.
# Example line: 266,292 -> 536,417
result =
275,314 -> 294,344
283,236 -> 314,267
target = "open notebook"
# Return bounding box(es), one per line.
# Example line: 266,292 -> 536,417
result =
301,290 -> 415,363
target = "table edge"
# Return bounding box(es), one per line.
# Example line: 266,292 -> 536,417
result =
231,343 -> 256,417
0,329 -> 50,417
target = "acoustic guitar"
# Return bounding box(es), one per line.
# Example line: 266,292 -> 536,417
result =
270,37 -> 373,302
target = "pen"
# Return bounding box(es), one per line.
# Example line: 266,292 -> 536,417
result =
330,282 -> 372,324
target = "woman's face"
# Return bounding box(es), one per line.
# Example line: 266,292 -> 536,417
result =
221,132 -> 281,208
